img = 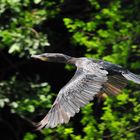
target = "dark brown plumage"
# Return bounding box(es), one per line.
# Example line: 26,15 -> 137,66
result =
31,53 -> 140,129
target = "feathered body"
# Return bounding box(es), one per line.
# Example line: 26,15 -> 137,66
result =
31,53 -> 140,129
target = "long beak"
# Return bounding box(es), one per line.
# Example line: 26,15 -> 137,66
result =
31,55 -> 48,61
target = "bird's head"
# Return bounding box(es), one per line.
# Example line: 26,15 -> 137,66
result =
31,53 -> 72,63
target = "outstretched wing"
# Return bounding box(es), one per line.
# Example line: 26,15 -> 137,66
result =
98,60 -> 140,84
36,68 -> 108,129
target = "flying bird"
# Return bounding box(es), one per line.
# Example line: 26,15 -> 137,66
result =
31,53 -> 140,129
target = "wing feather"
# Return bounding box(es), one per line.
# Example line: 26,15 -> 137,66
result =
101,75 -> 127,96
36,68 -> 108,129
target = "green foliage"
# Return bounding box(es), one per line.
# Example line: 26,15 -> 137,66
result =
0,76 -> 54,117
0,0 -> 140,140
23,132 -> 37,140
0,0 -> 60,57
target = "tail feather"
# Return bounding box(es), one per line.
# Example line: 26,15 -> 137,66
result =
122,71 -> 140,84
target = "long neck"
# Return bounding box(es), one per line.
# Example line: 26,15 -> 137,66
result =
49,54 -> 73,64
52,54 -> 77,65
67,57 -> 77,65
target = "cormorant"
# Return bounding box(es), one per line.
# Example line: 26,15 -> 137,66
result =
31,53 -> 140,129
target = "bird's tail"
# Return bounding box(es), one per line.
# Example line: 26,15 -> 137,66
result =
122,71 -> 140,84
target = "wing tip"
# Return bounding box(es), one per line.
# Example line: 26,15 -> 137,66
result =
34,107 -> 71,130
122,71 -> 140,84
33,121 -> 45,131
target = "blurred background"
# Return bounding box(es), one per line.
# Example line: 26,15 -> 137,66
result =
0,0 -> 140,140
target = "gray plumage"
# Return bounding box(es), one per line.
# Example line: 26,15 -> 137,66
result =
31,53 -> 140,129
